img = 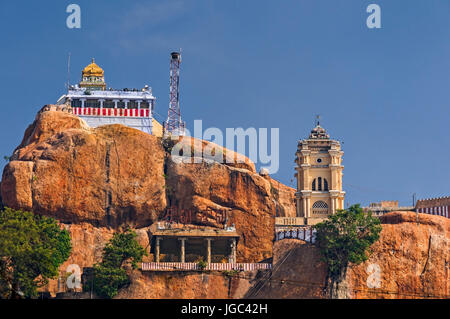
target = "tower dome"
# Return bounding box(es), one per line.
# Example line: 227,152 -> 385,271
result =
82,58 -> 104,77
309,124 -> 330,139
80,58 -> 106,90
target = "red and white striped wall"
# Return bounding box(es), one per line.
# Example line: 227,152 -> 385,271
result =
417,206 -> 449,218
72,107 -> 150,117
141,262 -> 272,272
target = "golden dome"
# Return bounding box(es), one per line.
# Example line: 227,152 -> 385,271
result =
82,58 -> 104,77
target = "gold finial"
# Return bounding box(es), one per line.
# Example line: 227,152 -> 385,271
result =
81,58 -> 104,78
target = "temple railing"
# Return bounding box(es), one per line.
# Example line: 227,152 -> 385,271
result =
141,262 -> 272,272
274,227 -> 316,243
72,107 -> 151,117
275,217 -> 305,227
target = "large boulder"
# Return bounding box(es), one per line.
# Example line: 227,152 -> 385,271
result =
1,109 -> 167,228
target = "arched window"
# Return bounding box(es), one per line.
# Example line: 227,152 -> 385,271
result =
318,177 -> 322,191
312,200 -> 329,216
312,179 -> 316,191
312,201 -> 328,209
324,179 -> 328,191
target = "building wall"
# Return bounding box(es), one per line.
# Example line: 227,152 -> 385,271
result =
152,119 -> 163,138
416,196 -> 450,218
80,116 -> 153,134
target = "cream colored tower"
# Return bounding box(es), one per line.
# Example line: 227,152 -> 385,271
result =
295,122 -> 345,225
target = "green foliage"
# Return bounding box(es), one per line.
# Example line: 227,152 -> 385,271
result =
162,137 -> 176,153
91,264 -> 129,299
222,270 -> 239,277
196,257 -> 207,270
0,207 -> 71,298
314,204 -> 382,281
92,230 -> 146,299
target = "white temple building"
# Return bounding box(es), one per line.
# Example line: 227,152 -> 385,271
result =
57,58 -> 163,136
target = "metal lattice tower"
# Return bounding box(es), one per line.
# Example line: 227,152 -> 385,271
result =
164,51 -> 185,136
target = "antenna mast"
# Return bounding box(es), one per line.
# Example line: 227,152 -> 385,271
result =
67,52 -> 71,92
164,51 -> 185,136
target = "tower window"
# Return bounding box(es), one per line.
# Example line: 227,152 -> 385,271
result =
312,200 -> 329,216
71,99 -> 81,108
312,179 -> 316,191
312,201 -> 328,209
324,178 -> 328,191
318,177 -> 322,191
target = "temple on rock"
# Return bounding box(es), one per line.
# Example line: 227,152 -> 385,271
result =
57,58 -> 163,136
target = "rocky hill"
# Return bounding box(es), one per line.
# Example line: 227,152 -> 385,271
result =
0,107 -> 296,295
1,107 -> 448,299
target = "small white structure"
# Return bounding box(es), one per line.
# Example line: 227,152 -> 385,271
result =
57,59 -> 162,135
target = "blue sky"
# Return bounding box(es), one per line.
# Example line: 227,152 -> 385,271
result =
0,0 -> 449,206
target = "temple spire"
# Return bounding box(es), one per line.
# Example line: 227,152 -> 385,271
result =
309,115 -> 330,139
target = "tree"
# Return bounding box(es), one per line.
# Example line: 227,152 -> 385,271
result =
0,207 -> 71,298
92,230 -> 146,298
314,204 -> 382,297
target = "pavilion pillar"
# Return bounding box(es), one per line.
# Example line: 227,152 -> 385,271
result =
136,100 -> 142,117
124,99 -> 129,109
230,238 -> 237,263
80,98 -> 86,108
113,99 -> 118,108
179,238 -> 186,263
206,238 -> 212,264
155,237 -> 161,263
99,99 -> 104,108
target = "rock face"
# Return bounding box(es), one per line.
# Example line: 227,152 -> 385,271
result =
166,160 -> 276,262
45,223 -> 115,294
346,212 -> 449,299
244,239 -> 327,299
116,270 -> 260,299
254,212 -> 449,299
1,108 -> 296,285
2,110 -> 167,228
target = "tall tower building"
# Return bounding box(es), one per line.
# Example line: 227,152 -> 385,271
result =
295,121 -> 345,225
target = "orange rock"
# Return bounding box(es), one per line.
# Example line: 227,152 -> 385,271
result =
166,160 -> 278,262
255,212 -> 449,299
346,212 -> 449,299
2,109 -> 167,228
45,222 -> 115,295
1,107 -> 296,280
